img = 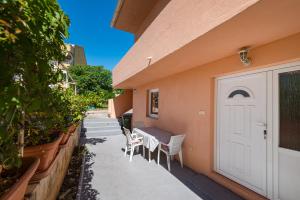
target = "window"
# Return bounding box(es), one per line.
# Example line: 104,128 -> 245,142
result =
279,70 -> 300,151
148,89 -> 159,118
228,89 -> 250,98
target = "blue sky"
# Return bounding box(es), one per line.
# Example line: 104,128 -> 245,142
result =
57,0 -> 134,70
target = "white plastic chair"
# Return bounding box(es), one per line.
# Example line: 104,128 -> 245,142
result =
157,134 -> 185,171
132,121 -> 146,157
124,128 -> 143,162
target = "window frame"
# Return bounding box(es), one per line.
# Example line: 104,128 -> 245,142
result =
148,88 -> 159,118
278,70 -> 300,152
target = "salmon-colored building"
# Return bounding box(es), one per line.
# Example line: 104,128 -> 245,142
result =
109,0 -> 300,199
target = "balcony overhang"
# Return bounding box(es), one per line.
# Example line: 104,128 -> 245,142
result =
111,0 -> 159,33
113,0 -> 300,89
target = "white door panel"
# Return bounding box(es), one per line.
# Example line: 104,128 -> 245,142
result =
216,63 -> 300,199
273,66 -> 300,200
217,72 -> 267,196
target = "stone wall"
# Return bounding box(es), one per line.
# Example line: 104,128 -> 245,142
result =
25,124 -> 81,200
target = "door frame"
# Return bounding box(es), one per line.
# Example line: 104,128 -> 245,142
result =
214,60 -> 300,199
215,71 -> 269,196
272,65 -> 300,200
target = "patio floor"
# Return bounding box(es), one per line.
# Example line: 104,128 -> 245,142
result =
78,112 -> 244,200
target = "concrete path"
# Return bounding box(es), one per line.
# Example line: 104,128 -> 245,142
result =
79,112 -> 244,200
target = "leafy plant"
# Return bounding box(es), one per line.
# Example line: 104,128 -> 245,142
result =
0,0 -> 70,171
68,65 -> 121,109
0,134 -> 21,170
68,65 -> 113,94
64,89 -> 87,123
84,91 -> 110,108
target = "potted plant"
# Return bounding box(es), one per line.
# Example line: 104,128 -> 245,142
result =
59,89 -> 87,146
0,155 -> 39,200
21,84 -> 80,172
0,111 -> 40,200
0,0 -> 70,195
49,89 -> 76,146
22,112 -> 64,172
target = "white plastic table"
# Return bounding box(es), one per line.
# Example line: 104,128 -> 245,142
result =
132,127 -> 172,162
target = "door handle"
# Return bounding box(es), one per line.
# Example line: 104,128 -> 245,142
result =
264,129 -> 267,139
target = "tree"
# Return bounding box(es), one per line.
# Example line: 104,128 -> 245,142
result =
68,65 -> 113,94
68,65 -> 122,108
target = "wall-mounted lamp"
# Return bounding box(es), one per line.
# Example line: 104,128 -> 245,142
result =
238,47 -> 251,66
147,56 -> 152,66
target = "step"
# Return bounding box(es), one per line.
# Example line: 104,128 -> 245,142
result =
85,114 -> 108,119
85,129 -> 123,138
85,126 -> 121,132
84,118 -> 119,123
83,121 -> 120,128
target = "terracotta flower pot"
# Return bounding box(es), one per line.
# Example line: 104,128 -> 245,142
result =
68,123 -> 77,135
60,124 -> 77,145
60,132 -> 70,145
24,133 -> 63,172
0,157 -> 40,200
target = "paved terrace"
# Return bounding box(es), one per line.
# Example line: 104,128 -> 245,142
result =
78,111 -> 244,200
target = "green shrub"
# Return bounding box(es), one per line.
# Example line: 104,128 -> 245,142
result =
64,89 -> 88,122
82,91 -> 110,109
68,65 -> 120,109
0,0 -> 69,169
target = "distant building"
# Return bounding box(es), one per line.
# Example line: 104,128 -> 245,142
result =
62,44 -> 87,69
55,44 -> 87,92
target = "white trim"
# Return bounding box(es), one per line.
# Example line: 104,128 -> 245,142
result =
216,79 -> 222,172
272,65 -> 300,200
266,71 -> 273,199
279,148 -> 300,158
272,67 -> 280,200
213,78 -> 218,171
216,61 -> 300,81
217,169 -> 266,196
149,88 -> 159,92
148,88 -> 159,118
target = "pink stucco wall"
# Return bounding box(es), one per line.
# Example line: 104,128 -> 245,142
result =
134,0 -> 170,41
108,90 -> 133,118
113,0 -> 300,89
131,33 -> 300,200
113,0 -> 260,87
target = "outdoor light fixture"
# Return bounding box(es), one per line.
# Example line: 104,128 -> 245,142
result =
238,47 -> 251,66
147,56 -> 152,66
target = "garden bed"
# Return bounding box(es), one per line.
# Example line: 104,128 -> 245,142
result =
57,146 -> 85,200
25,125 -> 80,200
0,166 -> 26,197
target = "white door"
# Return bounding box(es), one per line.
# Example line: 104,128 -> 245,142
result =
217,72 -> 267,196
273,66 -> 300,200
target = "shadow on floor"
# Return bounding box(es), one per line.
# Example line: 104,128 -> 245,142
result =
78,135 -> 106,200
168,161 -> 244,200
80,128 -> 107,146
132,147 -> 245,200
79,150 -> 100,200
81,137 -> 107,145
